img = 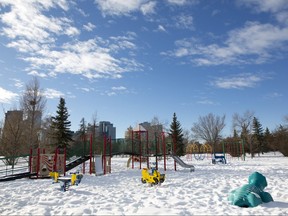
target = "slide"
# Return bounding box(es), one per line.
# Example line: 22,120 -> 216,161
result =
0,172 -> 37,182
0,155 -> 91,182
170,155 -> 195,172
66,155 -> 90,172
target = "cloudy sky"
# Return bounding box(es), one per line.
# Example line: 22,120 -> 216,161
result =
0,0 -> 287,138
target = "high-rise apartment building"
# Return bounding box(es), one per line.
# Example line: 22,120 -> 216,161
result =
98,121 -> 116,140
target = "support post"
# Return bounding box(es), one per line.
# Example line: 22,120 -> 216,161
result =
162,132 -> 166,171
132,130 -> 134,169
90,134 -> 93,174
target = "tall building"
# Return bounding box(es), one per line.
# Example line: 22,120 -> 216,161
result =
98,121 -> 116,140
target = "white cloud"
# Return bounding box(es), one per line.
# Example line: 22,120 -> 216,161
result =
107,92 -> 116,96
0,2 -> 142,80
94,0 -> 155,16
83,22 -> 96,32
140,1 -> 156,15
0,87 -> 18,103
211,73 -> 265,89
11,79 -> 24,88
238,0 -> 288,13
27,70 -> 47,78
173,14 -> 194,30
238,0 -> 288,25
197,100 -> 215,105
265,92 -> 283,99
21,38 -> 142,79
275,11 -> 288,25
0,1 -> 78,44
104,86 -> 128,96
43,88 -> 64,99
111,86 -> 126,91
79,87 -> 90,92
167,0 -> 199,6
157,25 -> 167,32
165,22 -> 288,66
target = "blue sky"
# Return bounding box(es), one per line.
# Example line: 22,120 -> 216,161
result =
0,0 -> 287,138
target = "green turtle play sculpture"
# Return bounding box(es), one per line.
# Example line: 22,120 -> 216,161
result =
228,171 -> 273,208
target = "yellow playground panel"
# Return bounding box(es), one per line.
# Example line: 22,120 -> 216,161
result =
186,143 -> 212,160
186,143 -> 212,154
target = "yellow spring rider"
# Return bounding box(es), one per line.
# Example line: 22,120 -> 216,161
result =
141,163 -> 165,186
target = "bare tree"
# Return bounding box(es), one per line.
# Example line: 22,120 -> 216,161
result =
191,113 -> 226,154
90,111 -> 101,154
232,110 -> 254,134
284,115 -> 288,126
20,77 -> 46,149
182,129 -> 191,149
40,116 -> 54,151
0,110 -> 26,165
150,116 -> 164,134
232,110 -> 254,157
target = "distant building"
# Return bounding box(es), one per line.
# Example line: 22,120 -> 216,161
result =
3,110 -> 43,151
139,122 -> 163,134
98,121 -> 116,140
5,110 -> 24,122
130,122 -> 164,141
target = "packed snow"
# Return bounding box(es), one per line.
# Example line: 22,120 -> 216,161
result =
0,152 -> 287,215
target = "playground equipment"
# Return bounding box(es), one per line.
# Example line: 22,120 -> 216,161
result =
211,140 -> 246,164
223,140 -> 246,161
212,153 -> 227,164
0,133 -> 112,182
170,155 -> 195,172
50,171 -> 83,192
141,163 -> 165,186
30,148 -> 66,178
186,143 -> 212,161
49,171 -> 60,183
228,172 -> 273,207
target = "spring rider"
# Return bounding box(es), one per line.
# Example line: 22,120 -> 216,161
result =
141,162 -> 165,186
228,172 -> 273,207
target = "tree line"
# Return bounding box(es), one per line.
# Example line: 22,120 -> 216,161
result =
1,77 -> 287,166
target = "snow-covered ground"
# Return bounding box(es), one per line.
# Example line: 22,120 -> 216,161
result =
0,152 -> 287,215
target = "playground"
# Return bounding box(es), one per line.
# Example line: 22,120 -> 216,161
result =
0,151 -> 287,215
0,131 -> 197,182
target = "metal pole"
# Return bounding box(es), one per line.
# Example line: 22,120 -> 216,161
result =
242,139 -> 245,161
139,131 -> 142,169
109,136 -> 112,173
173,134 -> 177,171
89,134 -> 92,174
64,147 -> 66,175
162,132 -> 166,171
146,131 -> 149,168
132,130 -> 134,169
103,134 -> 107,174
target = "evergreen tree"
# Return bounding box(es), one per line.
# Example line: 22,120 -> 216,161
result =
169,112 -> 185,156
263,127 -> 273,152
252,117 -> 264,155
79,118 -> 88,155
79,118 -> 87,140
239,124 -> 252,157
50,97 -> 73,151
233,129 -> 238,139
